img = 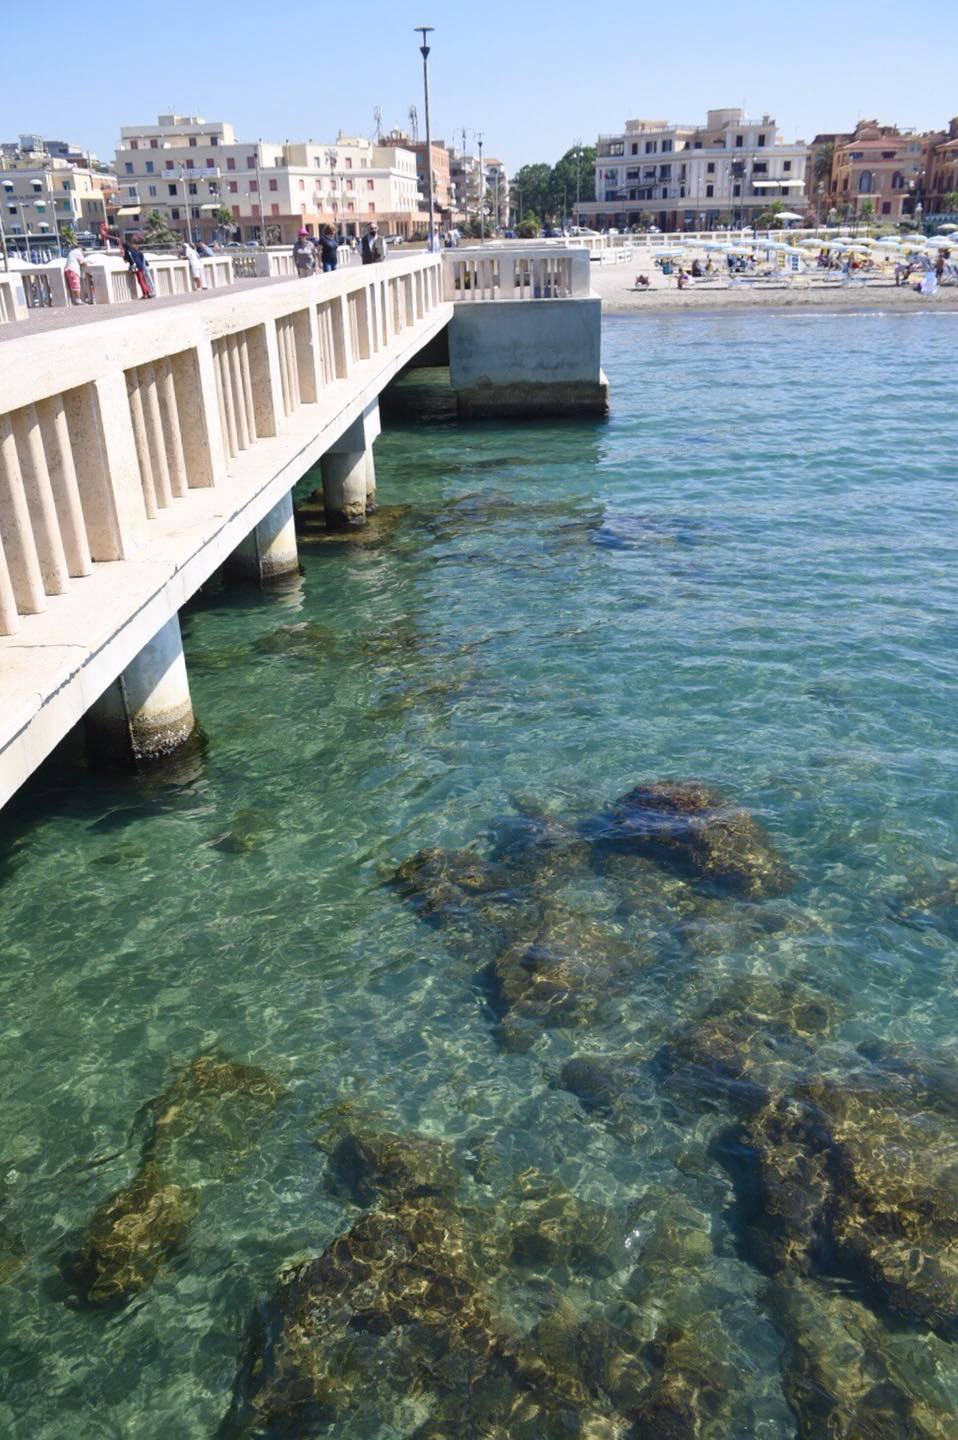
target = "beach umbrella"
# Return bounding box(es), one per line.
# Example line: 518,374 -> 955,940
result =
775,211 -> 804,223
926,236 -> 953,248
936,223 -> 958,233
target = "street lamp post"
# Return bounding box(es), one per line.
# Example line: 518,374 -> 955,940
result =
477,132 -> 484,243
326,147 -> 339,239
575,138 -> 582,222
255,144 -> 265,248
415,26 -> 436,251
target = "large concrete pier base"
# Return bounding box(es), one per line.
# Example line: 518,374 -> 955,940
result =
226,491 -> 299,584
321,450 -> 368,527
449,298 -> 608,418
86,614 -> 196,764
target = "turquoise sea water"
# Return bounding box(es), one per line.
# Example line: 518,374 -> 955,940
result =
0,311 -> 956,1437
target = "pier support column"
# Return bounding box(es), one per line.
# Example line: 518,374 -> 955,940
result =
86,614 -> 196,765
320,450 -> 367,527
226,491 -> 299,584
364,447 -> 377,513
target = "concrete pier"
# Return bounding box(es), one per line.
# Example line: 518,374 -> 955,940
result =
320,449 -> 368,527
86,614 -> 195,764
364,449 -> 378,513
226,491 -> 299,584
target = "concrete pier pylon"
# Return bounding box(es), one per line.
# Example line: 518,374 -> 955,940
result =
226,491 -> 299,584
364,448 -> 378,513
320,450 -> 368,527
86,614 -> 196,765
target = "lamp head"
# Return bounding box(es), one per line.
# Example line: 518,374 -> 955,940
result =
415,24 -> 433,58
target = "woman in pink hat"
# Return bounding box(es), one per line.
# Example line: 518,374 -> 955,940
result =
292,229 -> 316,277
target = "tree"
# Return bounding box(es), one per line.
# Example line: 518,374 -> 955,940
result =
510,163 -> 552,223
945,189 -> 958,215
548,143 -> 597,218
60,221 -> 76,246
143,209 -> 178,247
812,141 -> 835,187
515,210 -> 541,239
214,206 -> 235,235
757,200 -> 786,227
860,199 -> 875,225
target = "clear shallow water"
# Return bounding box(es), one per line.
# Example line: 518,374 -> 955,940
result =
0,311 -> 956,1436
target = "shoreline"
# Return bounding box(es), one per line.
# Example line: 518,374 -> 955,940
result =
589,265 -> 958,317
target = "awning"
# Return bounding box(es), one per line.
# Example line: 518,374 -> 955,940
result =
751,178 -> 807,188
115,205 -> 141,216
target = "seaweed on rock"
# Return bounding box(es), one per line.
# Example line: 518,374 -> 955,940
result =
391,846 -> 539,939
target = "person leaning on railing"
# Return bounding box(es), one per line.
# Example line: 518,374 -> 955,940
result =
293,230 -> 317,277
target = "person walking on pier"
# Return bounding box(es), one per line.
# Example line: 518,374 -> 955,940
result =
181,242 -> 207,291
63,244 -> 88,305
293,229 -> 316,277
319,225 -> 338,272
361,223 -> 385,265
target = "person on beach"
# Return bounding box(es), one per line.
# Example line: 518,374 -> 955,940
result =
677,268 -> 691,290
293,230 -> 316,277
181,242 -> 207,291
122,239 -> 154,299
634,274 -> 650,289
319,225 -> 338,273
63,244 -> 87,305
361,223 -> 385,265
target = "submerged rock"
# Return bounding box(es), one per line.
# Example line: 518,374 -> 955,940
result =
221,1197 -> 509,1437
560,1053 -> 643,1116
721,1064 -> 958,1337
252,621 -> 338,660
485,909 -> 644,1051
319,1125 -> 457,1208
769,1278 -> 955,1440
508,1168 -> 620,1278
632,1323 -> 734,1439
73,1056 -> 282,1305
209,807 -> 278,856
653,976 -> 833,1116
487,805 -> 592,887
888,869 -> 958,939
391,846 -> 536,937
588,780 -> 795,899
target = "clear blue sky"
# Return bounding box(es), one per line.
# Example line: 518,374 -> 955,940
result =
3,0 -> 954,172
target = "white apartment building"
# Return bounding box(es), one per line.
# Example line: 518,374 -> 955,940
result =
578,109 -> 808,230
114,114 -> 420,244
0,154 -> 107,247
449,150 -> 510,228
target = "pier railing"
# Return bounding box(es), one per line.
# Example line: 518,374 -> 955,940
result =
444,246 -> 592,302
0,252 -> 446,637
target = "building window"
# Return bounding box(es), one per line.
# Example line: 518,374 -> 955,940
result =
145,160 -> 154,173
271,203 -> 279,215
171,207 -> 180,219
251,203 -> 260,217
298,178 -> 304,190
368,201 -> 374,212
189,137 -> 197,147
186,158 -> 196,170
130,139 -> 139,150
753,162 -> 767,174
231,204 -> 240,218
347,178 -> 354,190
659,164 -> 671,179
188,182 -> 197,195
148,185 -> 157,197
706,161 -> 715,174
150,139 -> 158,149
733,183 -> 741,196
367,178 -> 374,190
858,172 -> 872,193
165,160 -> 174,171
228,180 -> 237,192
249,180 -> 258,192
345,157 -> 352,169
210,137 -> 218,147
124,162 -> 133,174
227,157 -> 236,171
783,160 -> 791,171
168,184 -> 178,196
246,155 -> 255,168
269,178 -> 278,191
645,140 -> 657,154
631,143 -> 638,155
706,183 -> 714,198
758,133 -> 766,147
206,158 -> 215,169
882,201 -> 892,214
891,171 -> 904,190
662,139 -> 673,152
735,135 -> 743,148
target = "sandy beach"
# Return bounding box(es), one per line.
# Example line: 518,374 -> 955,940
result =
589,261 -> 958,315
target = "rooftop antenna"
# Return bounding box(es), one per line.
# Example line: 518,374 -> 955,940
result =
408,105 -> 419,142
373,106 -> 382,142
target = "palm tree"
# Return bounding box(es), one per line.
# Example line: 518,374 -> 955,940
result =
813,141 -> 835,188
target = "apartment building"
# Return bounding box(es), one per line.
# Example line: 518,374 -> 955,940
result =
0,153 -> 107,245
387,133 -> 453,226
822,121 -> 943,221
448,150 -> 510,228
578,109 -> 808,230
114,114 -> 420,244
